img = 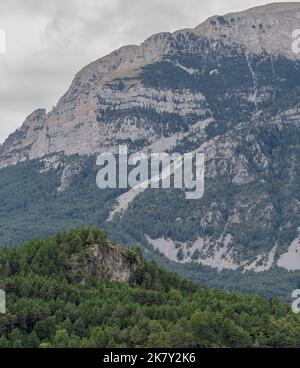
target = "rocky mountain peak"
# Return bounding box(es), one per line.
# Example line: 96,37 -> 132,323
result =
1,3 -> 300,169
2,4 -> 300,293
194,2 -> 300,57
22,108 -> 46,127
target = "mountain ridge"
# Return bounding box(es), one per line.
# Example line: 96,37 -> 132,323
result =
1,3 -> 300,296
1,2 -> 300,168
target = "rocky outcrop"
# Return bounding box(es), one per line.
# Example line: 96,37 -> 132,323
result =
0,109 -> 47,168
1,3 -> 300,168
194,3 -> 300,57
70,242 -> 139,284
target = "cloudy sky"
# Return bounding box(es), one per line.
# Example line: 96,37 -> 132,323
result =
0,0 -> 297,142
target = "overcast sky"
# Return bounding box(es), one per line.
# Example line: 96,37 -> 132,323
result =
0,0 -> 297,142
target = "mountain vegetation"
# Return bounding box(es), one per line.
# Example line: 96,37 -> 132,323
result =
1,4 -> 300,300
0,228 -> 300,348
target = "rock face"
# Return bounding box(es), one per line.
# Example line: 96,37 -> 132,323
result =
70,242 -> 139,284
0,109 -> 47,168
1,3 -> 300,168
194,3 -> 300,56
1,3 -> 300,280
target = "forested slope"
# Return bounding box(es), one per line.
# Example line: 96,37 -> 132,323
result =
0,228 -> 299,348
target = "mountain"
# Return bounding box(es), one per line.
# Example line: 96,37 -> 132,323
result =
2,2 -> 300,168
0,228 -> 300,348
1,3 -> 300,298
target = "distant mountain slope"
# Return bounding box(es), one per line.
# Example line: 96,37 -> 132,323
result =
0,228 -> 300,348
1,3 -> 300,297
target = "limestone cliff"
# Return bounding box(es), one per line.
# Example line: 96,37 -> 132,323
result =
1,3 -> 300,168
70,241 -> 140,284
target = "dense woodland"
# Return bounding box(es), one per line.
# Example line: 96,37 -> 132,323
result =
0,227 -> 300,348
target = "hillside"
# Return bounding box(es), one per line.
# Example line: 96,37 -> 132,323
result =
1,3 -> 300,298
0,228 -> 300,348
